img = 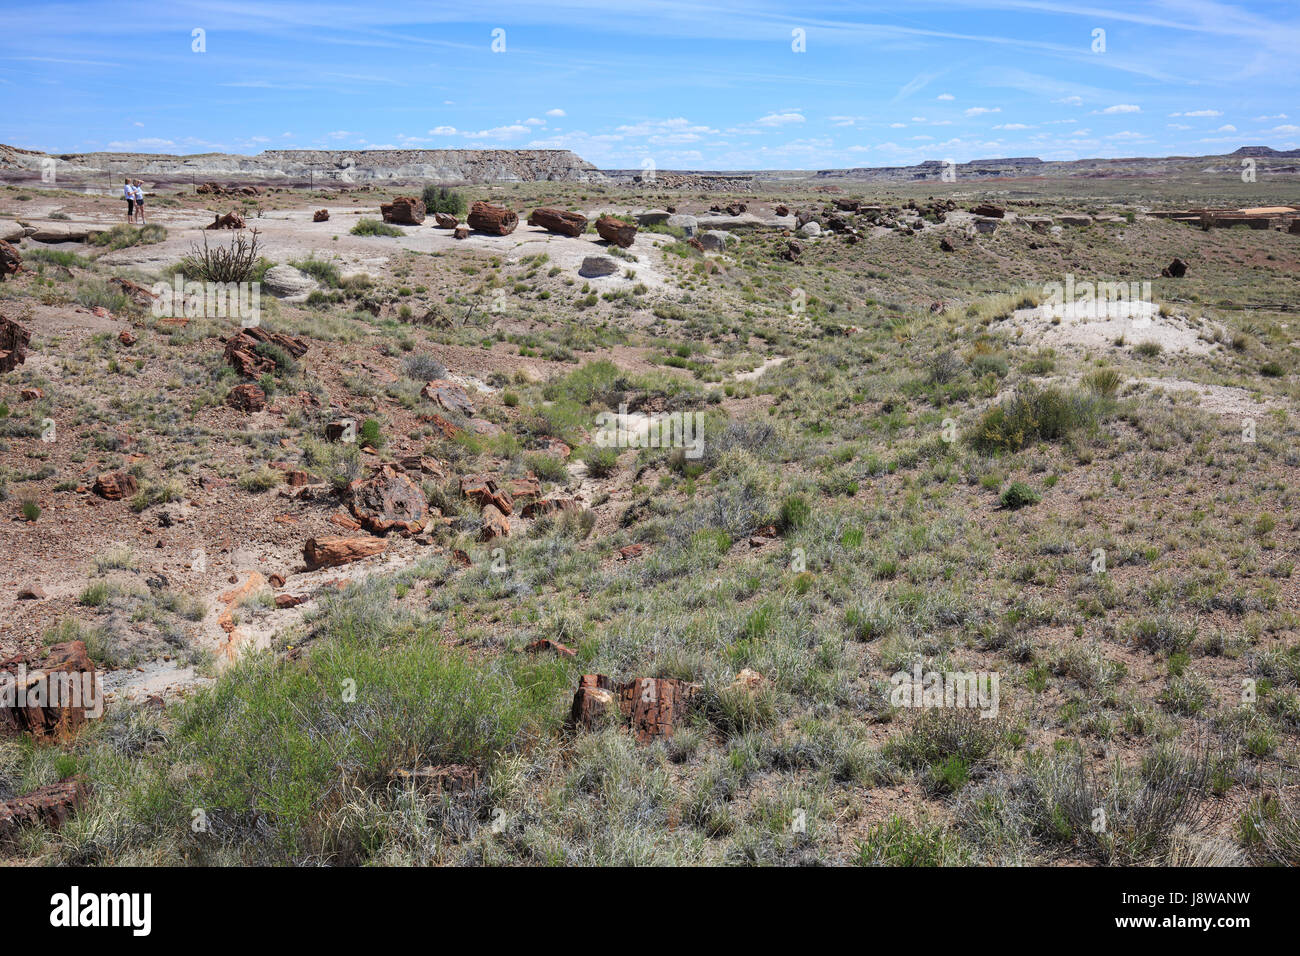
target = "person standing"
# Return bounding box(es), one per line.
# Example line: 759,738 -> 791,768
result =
132,180 -> 146,224
123,178 -> 135,222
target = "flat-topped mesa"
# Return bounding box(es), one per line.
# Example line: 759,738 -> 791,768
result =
8,146 -> 604,183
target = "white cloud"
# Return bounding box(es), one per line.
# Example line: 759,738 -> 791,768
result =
523,117 -> 545,126
890,122 -> 906,128
756,112 -> 805,126
428,126 -> 457,135
1216,124 -> 1237,132
1271,124 -> 1299,134
994,123 -> 1032,130
1167,123 -> 1192,130
936,93 -> 954,100
1253,113 -> 1287,121
1053,96 -> 1083,106
545,108 -> 566,117
1171,109 -> 1222,117
964,106 -> 1000,116
1097,104 -> 1141,114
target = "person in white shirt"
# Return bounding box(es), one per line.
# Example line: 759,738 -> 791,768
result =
123,179 -> 135,222
132,181 -> 145,224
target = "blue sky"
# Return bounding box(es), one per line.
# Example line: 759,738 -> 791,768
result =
4,1 -> 1297,168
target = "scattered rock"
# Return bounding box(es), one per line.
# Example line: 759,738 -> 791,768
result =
775,204 -> 790,216
799,221 -> 821,238
699,230 -> 732,252
274,593 -> 306,609
433,212 -> 458,229
971,203 -> 1005,218
939,237 -> 955,252
225,383 -> 266,412
0,642 -> 99,739
118,328 -> 137,346
1161,257 -> 1188,278
207,210 -> 246,230
92,471 -> 137,501
421,379 -> 475,416
666,213 -> 698,236
480,503 -> 510,540
19,386 -> 40,401
107,276 -> 157,307
262,264 -> 319,300
528,207 -> 587,237
467,201 -> 518,236
303,536 -> 387,569
618,543 -> 648,560
223,326 -> 309,377
312,209 -> 330,222
380,196 -> 426,225
782,239 -> 802,262
1058,214 -> 1093,227
578,255 -> 618,278
350,464 -> 428,535
389,764 -> 479,794
0,314 -> 31,372
568,674 -> 699,742
522,495 -> 581,518
525,638 -> 577,658
0,239 -> 21,281
16,585 -> 45,600
453,225 -> 470,240
595,215 -> 636,247
569,674 -> 617,732
461,474 -> 513,514
0,778 -> 90,845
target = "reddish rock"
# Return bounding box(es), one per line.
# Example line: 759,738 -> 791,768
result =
350,464 -> 428,535
19,387 -> 41,401
480,503 -> 510,540
595,215 -> 637,248
1161,257 -> 1188,278
428,414 -> 461,439
507,476 -> 541,506
525,638 -> 577,658
275,593 -> 307,609
329,512 -> 362,531
0,239 -> 22,281
223,326 -> 309,378
528,207 -> 587,237
775,204 -> 790,216
940,237 -> 955,252
284,470 -> 312,487
522,495 -> 581,518
302,536 -> 387,569
380,196 -> 426,225
0,314 -> 31,373
451,549 -> 472,567
312,209 -> 330,222
325,420 -> 354,442
782,240 -> 802,262
618,543 -> 648,560
453,225 -> 470,240
433,212 -> 459,229
92,471 -> 137,501
118,328 -> 137,346
225,383 -> 266,412
0,778 -> 90,844
207,210 -> 246,230
390,764 -> 478,793
268,573 -> 286,587
541,438 -> 571,460
971,203 -> 1005,219
421,379 -> 475,416
107,276 -> 158,307
467,201 -> 518,236
399,455 -> 446,480
619,677 -> 698,743
0,641 -> 99,739
569,674 -> 618,732
460,474 -> 513,515
16,585 -> 46,600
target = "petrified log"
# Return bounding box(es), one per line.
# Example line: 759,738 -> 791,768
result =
350,464 -> 428,535
595,215 -> 636,248
528,207 -> 587,237
302,536 -> 387,569
467,201 -> 518,236
0,641 -> 99,739
0,239 -> 22,281
222,326 -> 309,378
380,196 -> 425,225
312,209 -> 330,222
0,778 -> 90,844
433,212 -> 458,229
207,210 -> 246,230
0,313 -> 31,372
92,471 -> 137,501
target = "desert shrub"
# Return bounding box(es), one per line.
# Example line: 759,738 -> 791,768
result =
75,280 -> 130,313
1000,482 -> 1040,510
351,218 -> 403,237
238,466 -> 281,493
178,229 -> 263,283
544,360 -> 628,407
402,354 -> 446,381
421,185 -> 467,217
290,257 -> 342,288
1243,790 -> 1300,865
93,223 -> 167,250
854,816 -> 968,866
967,383 -> 1107,453
20,499 -> 40,521
1083,368 -> 1123,398
778,494 -> 811,532
1133,341 -> 1163,357
926,349 -> 963,385
583,445 -> 619,477
1022,746 -> 1224,864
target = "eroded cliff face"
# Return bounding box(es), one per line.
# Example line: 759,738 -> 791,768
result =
0,145 -> 603,183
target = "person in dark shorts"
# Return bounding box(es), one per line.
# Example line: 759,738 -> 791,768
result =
123,178 -> 135,221
133,180 -> 146,223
